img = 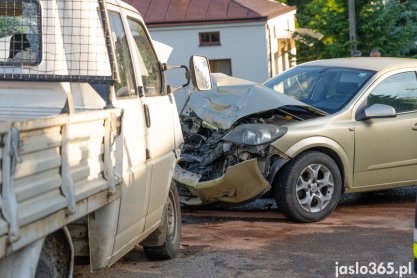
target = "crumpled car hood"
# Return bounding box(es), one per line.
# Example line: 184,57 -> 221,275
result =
187,73 -> 321,130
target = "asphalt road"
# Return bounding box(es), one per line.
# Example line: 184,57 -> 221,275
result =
74,187 -> 417,278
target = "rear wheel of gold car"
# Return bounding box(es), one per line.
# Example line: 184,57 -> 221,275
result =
274,151 -> 342,222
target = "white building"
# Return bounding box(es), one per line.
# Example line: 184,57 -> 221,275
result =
129,0 -> 297,83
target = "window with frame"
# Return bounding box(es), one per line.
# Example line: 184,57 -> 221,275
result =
0,0 -> 41,65
367,71 -> 417,113
199,32 -> 220,46
209,59 -> 232,76
264,66 -> 374,114
108,12 -> 136,98
127,18 -> 162,97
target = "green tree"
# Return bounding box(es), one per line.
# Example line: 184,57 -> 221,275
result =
0,16 -> 23,38
278,0 -> 309,14
295,0 -> 349,62
294,0 -> 417,62
357,0 -> 417,56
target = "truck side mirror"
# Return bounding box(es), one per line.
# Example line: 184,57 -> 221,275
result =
161,63 -> 190,94
189,56 -> 212,91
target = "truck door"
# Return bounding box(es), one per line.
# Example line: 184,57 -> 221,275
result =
125,15 -> 177,229
107,10 -> 151,249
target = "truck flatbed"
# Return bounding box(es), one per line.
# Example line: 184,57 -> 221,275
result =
0,108 -> 121,258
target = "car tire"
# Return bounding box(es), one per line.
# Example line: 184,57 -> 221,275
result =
35,231 -> 71,278
273,151 -> 342,222
143,181 -> 182,260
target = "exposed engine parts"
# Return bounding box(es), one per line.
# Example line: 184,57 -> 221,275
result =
179,109 -> 299,182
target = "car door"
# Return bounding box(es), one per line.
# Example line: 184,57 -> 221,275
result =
107,8 -> 152,251
353,70 -> 417,188
124,13 -> 177,229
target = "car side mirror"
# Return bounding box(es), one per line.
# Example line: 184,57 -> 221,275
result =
359,104 -> 397,121
189,55 -> 212,91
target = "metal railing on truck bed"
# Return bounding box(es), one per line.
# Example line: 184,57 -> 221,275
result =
0,108 -> 121,258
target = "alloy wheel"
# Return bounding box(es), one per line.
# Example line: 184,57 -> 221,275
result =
296,164 -> 334,213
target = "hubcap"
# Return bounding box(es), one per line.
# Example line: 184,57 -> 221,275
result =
296,164 -> 334,213
167,193 -> 176,238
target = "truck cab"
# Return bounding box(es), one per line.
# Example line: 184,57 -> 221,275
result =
102,0 -> 184,265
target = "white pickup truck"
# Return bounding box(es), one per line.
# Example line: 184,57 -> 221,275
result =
0,0 -> 211,277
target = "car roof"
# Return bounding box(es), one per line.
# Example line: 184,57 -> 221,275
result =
299,57 -> 417,72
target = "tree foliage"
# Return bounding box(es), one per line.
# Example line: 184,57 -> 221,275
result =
0,16 -> 23,38
279,0 -> 309,15
289,0 -> 417,62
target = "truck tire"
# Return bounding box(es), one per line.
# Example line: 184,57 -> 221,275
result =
274,151 -> 342,223
35,231 -> 72,278
143,181 -> 182,260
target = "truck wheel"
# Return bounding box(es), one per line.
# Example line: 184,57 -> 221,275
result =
35,231 -> 72,278
144,181 -> 181,260
274,151 -> 342,223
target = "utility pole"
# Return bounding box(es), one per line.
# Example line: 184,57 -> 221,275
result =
348,0 -> 359,56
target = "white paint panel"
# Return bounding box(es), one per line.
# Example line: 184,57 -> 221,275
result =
15,147 -> 62,179
14,169 -> 61,203
68,139 -> 104,164
18,190 -> 67,227
19,126 -> 62,154
69,121 -> 106,141
73,179 -> 109,202
70,159 -> 104,184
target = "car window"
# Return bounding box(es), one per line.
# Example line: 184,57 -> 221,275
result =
127,18 -> 162,97
368,71 -> 417,113
264,66 -> 374,114
108,12 -> 136,99
0,1 -> 41,65
270,69 -> 321,100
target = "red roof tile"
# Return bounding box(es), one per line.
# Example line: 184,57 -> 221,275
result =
126,0 -> 296,27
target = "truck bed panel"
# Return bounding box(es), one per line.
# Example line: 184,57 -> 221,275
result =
0,108 -> 121,258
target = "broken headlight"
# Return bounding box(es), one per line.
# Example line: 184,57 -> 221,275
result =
222,124 -> 287,146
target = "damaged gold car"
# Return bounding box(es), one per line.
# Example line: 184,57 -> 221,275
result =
175,58 -> 417,222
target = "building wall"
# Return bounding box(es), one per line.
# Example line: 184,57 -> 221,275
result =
266,11 -> 297,77
149,21 -> 269,83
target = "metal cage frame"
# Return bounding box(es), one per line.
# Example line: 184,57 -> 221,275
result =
0,0 -> 118,83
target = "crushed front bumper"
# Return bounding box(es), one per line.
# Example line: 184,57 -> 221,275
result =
174,159 -> 271,206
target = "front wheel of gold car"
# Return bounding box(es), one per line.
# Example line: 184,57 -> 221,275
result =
273,151 -> 342,223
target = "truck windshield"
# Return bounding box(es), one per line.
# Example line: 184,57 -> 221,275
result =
264,66 -> 375,114
0,1 -> 40,65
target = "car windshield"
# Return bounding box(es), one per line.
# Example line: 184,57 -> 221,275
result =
263,66 -> 376,114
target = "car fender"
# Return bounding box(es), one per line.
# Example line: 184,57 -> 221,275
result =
284,136 -> 353,189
